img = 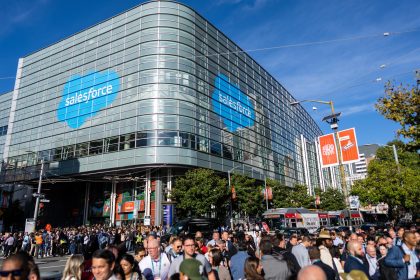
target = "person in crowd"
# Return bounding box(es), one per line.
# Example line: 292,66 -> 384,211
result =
168,236 -> 214,280
92,249 -> 118,280
292,235 -> 311,268
394,228 -> 404,247
208,248 -> 231,280
195,237 -> 207,255
62,254 -> 85,280
343,241 -> 369,278
365,245 -> 379,280
167,237 -> 183,262
221,231 -> 237,257
316,230 -> 335,271
134,246 -> 146,267
308,246 -> 336,280
260,238 -> 291,280
244,234 -> 256,257
244,256 -> 264,280
214,240 -> 229,267
384,231 -> 419,280
377,245 -> 388,260
297,265 -> 327,280
3,233 -> 15,258
272,234 -> 301,278
287,235 -> 298,252
179,258 -> 207,280
207,232 -> 220,247
1,251 -> 40,280
229,239 -> 249,280
119,254 -> 140,280
139,239 -> 171,280
331,231 -> 344,247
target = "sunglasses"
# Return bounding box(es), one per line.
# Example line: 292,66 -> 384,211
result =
0,270 -> 23,277
176,246 -> 182,249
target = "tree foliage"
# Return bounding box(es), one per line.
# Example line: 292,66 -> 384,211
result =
351,149 -> 420,215
231,173 -> 264,216
172,168 -> 228,219
269,179 -> 314,209
314,187 -> 346,211
375,82 -> 420,151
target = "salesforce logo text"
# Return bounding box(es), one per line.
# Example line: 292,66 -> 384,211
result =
211,73 -> 255,132
218,92 -> 253,118
64,85 -> 114,106
57,70 -> 120,129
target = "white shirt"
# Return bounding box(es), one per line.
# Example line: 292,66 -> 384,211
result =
139,253 -> 171,280
402,243 -> 419,279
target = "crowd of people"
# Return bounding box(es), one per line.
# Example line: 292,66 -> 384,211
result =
0,222 -> 419,280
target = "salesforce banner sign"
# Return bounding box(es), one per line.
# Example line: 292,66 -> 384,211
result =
57,70 -> 120,129
211,73 -> 255,132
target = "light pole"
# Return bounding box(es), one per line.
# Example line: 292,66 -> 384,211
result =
290,99 -> 348,203
228,165 -> 242,229
383,144 -> 400,172
33,159 -> 44,226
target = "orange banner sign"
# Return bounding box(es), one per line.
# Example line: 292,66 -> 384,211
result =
338,128 -> 360,164
318,133 -> 339,168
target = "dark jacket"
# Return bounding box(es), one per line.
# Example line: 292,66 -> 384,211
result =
313,260 -> 337,280
344,255 -> 370,278
272,246 -> 301,276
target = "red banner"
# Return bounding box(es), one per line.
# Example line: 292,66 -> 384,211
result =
338,128 -> 360,164
318,133 -> 339,167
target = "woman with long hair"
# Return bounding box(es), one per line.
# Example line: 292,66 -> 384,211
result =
208,248 -> 231,280
119,254 -> 140,280
62,255 -> 85,280
244,256 -> 263,280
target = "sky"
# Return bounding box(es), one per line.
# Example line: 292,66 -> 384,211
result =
0,0 -> 419,146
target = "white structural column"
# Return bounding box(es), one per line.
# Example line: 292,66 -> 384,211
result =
315,138 -> 326,191
109,178 -> 117,226
300,134 -> 312,195
155,174 -> 162,226
167,168 -> 172,202
144,170 -> 151,218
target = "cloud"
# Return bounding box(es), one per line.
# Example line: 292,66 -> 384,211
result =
340,103 -> 376,116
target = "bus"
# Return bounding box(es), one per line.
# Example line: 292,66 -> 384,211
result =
262,208 -> 320,233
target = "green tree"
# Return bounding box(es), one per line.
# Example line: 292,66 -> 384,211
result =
314,187 -> 346,211
269,179 -> 313,208
375,140 -> 419,171
351,159 -> 420,217
172,168 -> 228,219
231,173 -> 264,217
375,82 -> 420,151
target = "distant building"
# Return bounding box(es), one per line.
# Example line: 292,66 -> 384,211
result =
347,144 -> 380,184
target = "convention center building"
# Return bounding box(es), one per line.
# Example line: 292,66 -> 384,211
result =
0,1 -> 333,228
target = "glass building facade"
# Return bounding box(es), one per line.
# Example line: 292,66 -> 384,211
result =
1,1 -> 327,226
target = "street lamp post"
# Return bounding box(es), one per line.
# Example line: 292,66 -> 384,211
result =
384,144 -> 400,172
291,99 -> 348,203
228,165 -> 242,229
33,159 -> 44,225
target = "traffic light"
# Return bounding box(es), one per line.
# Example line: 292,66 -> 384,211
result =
39,203 -> 45,217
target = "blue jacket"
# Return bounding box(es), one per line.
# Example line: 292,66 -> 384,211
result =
230,251 -> 248,280
344,255 -> 370,278
384,245 -> 408,280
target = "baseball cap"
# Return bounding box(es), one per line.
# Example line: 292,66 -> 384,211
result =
179,258 -> 206,280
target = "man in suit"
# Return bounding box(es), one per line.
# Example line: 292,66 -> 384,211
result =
344,240 -> 370,278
